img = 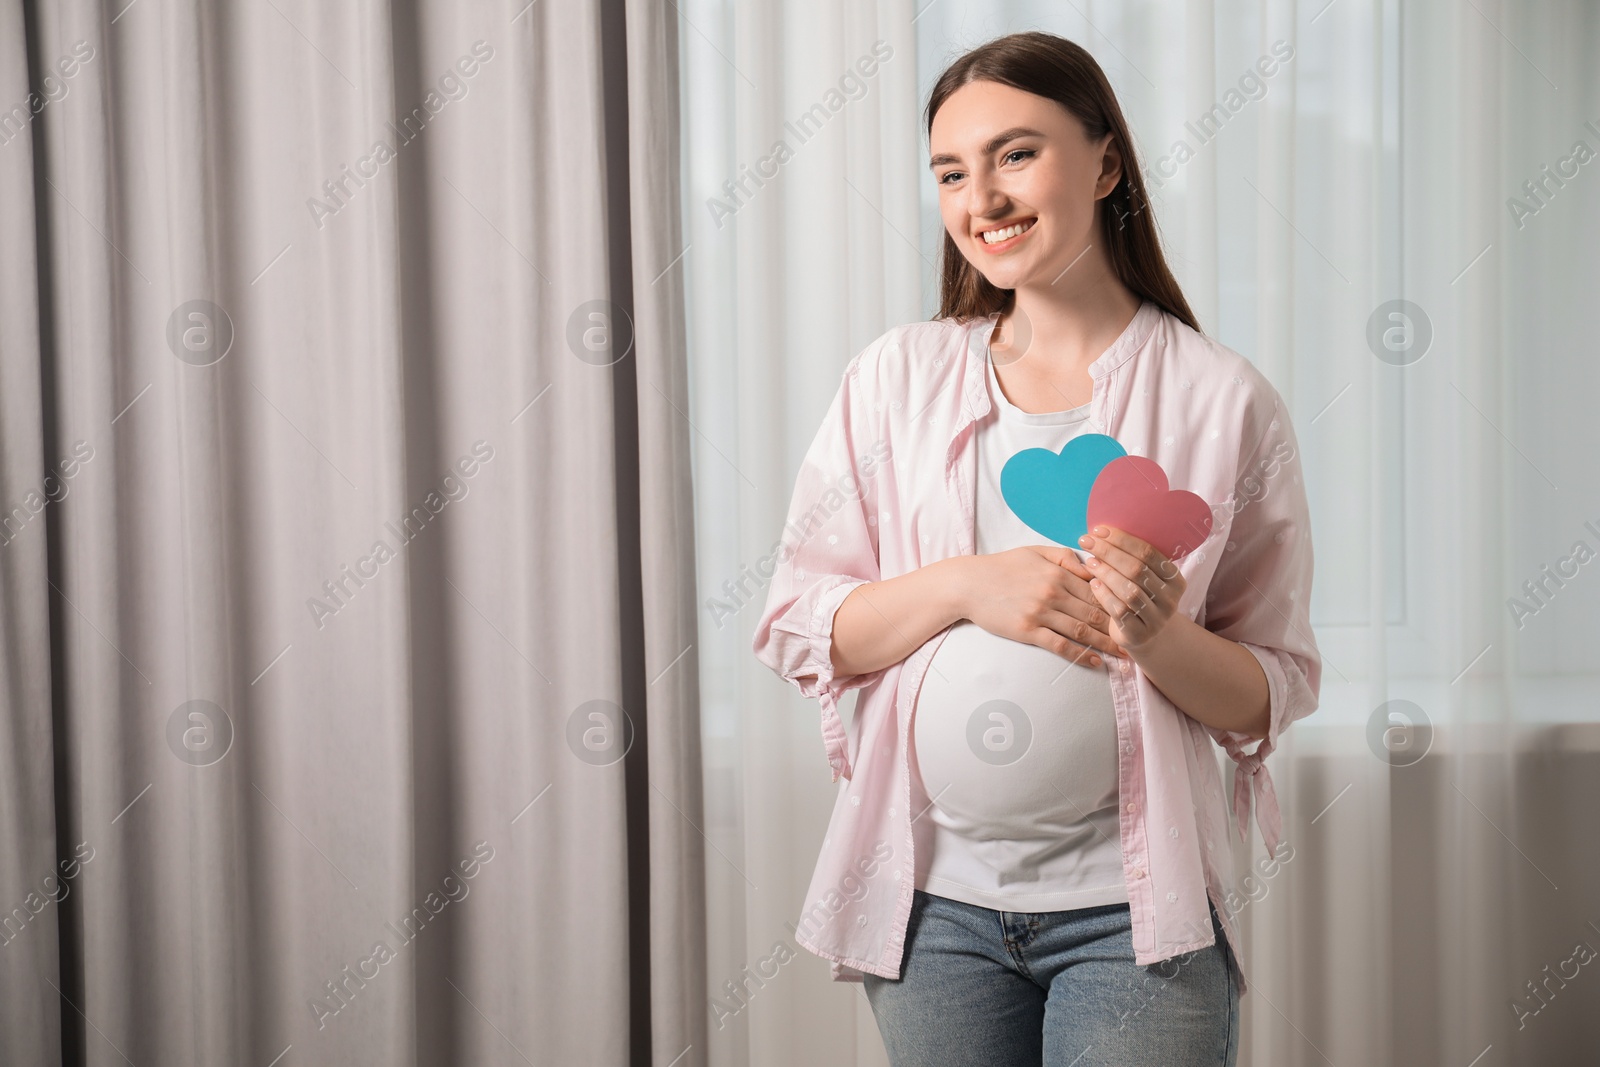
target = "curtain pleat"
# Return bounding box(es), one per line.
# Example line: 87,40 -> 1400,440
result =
0,1 -> 704,1064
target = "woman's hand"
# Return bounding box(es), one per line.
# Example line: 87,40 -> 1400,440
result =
951,546 -> 1128,666
1077,526 -> 1187,653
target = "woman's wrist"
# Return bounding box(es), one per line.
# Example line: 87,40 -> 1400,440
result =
1131,616 -> 1271,738
1122,610 -> 1190,661
931,555 -> 973,627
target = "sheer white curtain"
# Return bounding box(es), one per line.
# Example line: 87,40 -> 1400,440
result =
684,0 -> 1600,1064
679,2 -> 920,1065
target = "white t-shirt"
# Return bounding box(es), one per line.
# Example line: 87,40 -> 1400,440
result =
910,353 -> 1127,913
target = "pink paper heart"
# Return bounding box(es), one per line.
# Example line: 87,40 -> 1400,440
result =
1086,456 -> 1213,561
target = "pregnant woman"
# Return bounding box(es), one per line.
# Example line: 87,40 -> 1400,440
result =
751,30 -> 1320,1067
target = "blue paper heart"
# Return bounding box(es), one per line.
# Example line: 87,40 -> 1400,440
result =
999,433 -> 1128,546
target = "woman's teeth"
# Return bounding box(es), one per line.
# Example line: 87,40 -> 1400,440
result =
982,219 -> 1035,244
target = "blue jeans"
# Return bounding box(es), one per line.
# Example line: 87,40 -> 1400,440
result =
863,891 -> 1239,1067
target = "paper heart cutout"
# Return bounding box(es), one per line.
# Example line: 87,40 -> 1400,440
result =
999,433 -> 1127,547
1085,455 -> 1213,561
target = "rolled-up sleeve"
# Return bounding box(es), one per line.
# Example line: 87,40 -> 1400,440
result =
751,347 -> 891,783
1202,385 -> 1321,853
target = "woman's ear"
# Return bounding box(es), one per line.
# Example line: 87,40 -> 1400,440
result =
1095,133 -> 1123,199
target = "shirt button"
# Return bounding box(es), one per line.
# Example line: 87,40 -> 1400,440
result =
858,915 -> 868,926
1168,827 -> 1179,838
1122,743 -> 1134,755
850,796 -> 860,806
1119,659 -> 1131,674
1131,866 -> 1146,879
1167,892 -> 1178,903
1126,803 -> 1137,813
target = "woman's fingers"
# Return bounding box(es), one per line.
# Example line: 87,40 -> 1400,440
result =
1084,533 -> 1146,582
1047,565 -> 1120,636
1056,551 -> 1094,581
1087,563 -> 1146,621
1082,527 -> 1182,599
1020,545 -> 1136,658
1027,626 -> 1105,667
1056,574 -> 1096,607
1045,551 -> 1095,597
1040,609 -> 1126,658
1086,574 -> 1152,641
1043,563 -> 1132,655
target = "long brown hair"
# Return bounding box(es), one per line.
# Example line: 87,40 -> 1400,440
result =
925,31 -> 1201,334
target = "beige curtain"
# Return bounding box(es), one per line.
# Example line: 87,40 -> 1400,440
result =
0,1 -> 706,1064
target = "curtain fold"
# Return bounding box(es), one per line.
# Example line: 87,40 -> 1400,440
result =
622,0 -> 710,1058
678,2 -> 920,1064
0,1 -> 704,1064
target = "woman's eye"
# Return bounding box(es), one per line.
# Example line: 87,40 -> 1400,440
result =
1004,149 -> 1035,165
938,171 -> 964,185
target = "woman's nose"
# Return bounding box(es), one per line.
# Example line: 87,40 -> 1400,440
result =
967,172 -> 1008,220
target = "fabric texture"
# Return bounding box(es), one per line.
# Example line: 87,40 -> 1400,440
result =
751,299 -> 1321,989
0,2 -> 705,1064
863,890 -> 1238,1067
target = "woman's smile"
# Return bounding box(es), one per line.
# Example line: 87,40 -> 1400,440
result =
976,216 -> 1037,252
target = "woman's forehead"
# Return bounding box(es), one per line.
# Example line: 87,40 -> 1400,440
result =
930,84 -> 1080,151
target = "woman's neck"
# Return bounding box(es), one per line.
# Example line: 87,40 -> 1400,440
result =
992,266 -> 1142,375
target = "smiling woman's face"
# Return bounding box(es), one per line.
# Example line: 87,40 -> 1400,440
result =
929,79 -> 1121,293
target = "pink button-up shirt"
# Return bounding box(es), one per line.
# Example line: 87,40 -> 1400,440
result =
751,299 -> 1320,992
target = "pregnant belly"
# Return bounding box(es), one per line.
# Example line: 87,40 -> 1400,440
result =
913,620 -> 1121,840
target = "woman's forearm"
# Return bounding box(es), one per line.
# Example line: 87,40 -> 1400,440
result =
828,556 -> 1271,737
829,557 -> 969,678
1132,616 -> 1271,738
